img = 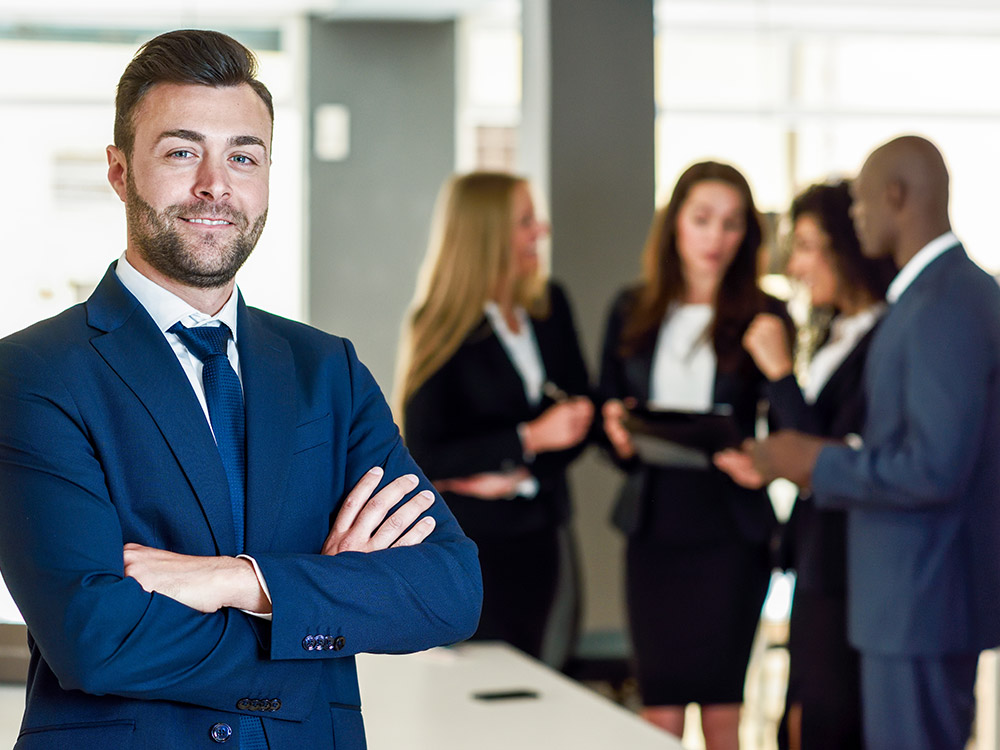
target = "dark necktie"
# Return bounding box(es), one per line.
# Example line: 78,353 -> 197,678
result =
169,322 -> 247,551
168,322 -> 268,750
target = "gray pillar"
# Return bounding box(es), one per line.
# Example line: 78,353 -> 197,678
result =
306,18 -> 456,394
521,1 -> 656,649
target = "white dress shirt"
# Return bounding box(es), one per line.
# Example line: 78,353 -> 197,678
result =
649,304 -> 716,412
116,253 -> 272,617
803,304 -> 885,404
886,231 -> 959,304
484,301 -> 546,407
483,301 -> 543,498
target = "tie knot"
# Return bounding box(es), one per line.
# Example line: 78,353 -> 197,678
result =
169,322 -> 233,361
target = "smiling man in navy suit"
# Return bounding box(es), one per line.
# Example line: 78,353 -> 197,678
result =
0,29 -> 481,749
720,135 -> 1000,750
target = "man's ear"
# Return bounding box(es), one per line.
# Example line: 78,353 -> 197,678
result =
885,178 -> 906,213
107,145 -> 128,203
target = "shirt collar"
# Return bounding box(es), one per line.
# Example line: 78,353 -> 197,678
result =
115,252 -> 240,340
484,300 -> 528,337
886,231 -> 959,304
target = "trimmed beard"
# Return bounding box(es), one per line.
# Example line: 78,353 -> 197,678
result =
125,171 -> 267,289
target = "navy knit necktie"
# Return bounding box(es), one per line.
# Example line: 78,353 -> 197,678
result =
169,322 -> 268,749
169,322 -> 247,552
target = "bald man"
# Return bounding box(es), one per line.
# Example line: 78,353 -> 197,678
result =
721,136 -> 1000,749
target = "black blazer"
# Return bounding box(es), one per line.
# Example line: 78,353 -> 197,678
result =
599,287 -> 786,546
404,282 -> 591,537
767,323 -> 878,593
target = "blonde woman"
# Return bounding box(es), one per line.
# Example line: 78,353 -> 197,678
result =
397,172 -> 593,663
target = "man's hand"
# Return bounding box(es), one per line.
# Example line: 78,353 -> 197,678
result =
435,467 -> 532,500
744,430 -> 830,488
322,467 -> 436,555
123,545 -> 269,614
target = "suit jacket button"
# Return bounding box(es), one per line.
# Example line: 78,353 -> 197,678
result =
210,723 -> 233,743
333,635 -> 346,651
236,698 -> 250,711
302,634 -> 315,651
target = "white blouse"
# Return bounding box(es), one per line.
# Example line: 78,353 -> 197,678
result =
803,304 -> 885,404
484,301 -> 547,407
649,304 -> 716,412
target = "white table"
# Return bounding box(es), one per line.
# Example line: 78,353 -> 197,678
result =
357,642 -> 682,749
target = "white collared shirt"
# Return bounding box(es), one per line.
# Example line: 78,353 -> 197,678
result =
484,301 -> 546,408
483,301 -> 543,499
116,252 -> 242,428
886,231 -> 959,304
649,304 -> 716,412
803,304 -> 885,404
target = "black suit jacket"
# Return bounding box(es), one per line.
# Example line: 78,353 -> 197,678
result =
404,282 -> 591,537
768,322 -> 878,592
599,287 -> 785,546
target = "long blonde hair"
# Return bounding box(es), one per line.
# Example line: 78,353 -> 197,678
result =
395,172 -> 550,420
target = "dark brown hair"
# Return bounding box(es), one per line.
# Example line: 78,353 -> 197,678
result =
620,160 -> 767,373
114,29 -> 274,158
791,180 -> 896,307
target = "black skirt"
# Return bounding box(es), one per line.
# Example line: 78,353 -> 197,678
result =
467,526 -> 561,660
626,537 -> 770,706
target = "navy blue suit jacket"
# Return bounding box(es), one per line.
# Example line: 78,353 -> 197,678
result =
813,245 -> 1000,656
0,265 -> 482,748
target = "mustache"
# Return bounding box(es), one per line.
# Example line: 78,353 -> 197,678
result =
165,202 -> 248,228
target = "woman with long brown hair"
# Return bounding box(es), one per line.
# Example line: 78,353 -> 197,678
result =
720,179 -> 896,749
600,161 -> 790,749
397,172 -> 593,665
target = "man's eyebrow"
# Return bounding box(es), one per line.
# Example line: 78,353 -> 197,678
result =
155,130 -> 266,151
157,129 -> 205,144
229,135 -> 267,150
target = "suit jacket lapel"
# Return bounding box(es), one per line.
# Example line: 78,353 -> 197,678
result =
238,299 -> 296,553
86,265 -> 238,554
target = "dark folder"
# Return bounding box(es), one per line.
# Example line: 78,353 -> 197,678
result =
624,406 -> 742,469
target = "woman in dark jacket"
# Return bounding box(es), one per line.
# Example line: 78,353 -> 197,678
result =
600,160 -> 791,749
397,172 -> 593,667
724,180 -> 896,749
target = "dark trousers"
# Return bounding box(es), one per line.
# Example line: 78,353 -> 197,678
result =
860,652 -> 978,750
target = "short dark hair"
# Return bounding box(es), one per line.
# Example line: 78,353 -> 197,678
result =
791,180 -> 896,304
114,29 -> 274,158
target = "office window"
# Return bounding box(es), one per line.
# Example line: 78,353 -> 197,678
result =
654,0 -> 1000,272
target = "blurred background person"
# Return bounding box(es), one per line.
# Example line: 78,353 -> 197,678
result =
722,180 -> 896,749
396,172 -> 593,668
599,161 -> 790,750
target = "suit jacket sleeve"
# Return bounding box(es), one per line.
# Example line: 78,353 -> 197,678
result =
254,338 -> 483,659
404,282 -> 591,481
404,350 -> 526,479
766,374 -> 825,435
813,286 -> 992,510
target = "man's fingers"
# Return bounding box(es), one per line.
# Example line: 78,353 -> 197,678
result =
331,466 -> 385,535
369,490 -> 434,550
352,473 -> 419,535
392,516 -> 436,548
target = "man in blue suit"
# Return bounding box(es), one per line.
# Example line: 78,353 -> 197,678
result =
720,135 -> 1000,749
0,29 -> 481,749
